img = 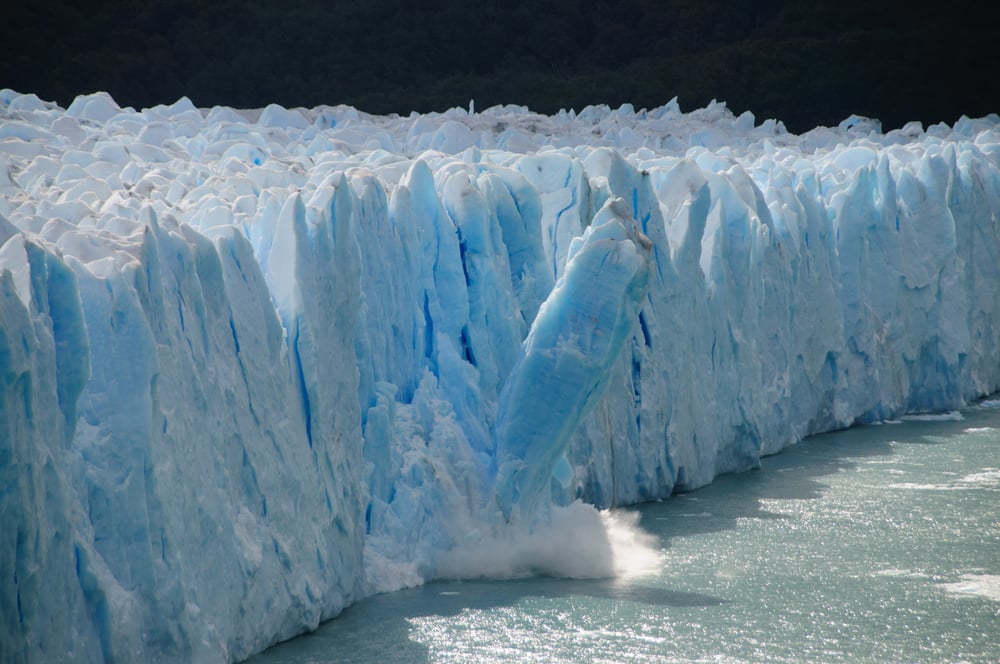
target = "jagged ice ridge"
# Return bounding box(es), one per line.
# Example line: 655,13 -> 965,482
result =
2,90 -> 1000,662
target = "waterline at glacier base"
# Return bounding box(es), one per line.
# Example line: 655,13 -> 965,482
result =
251,401 -> 1000,663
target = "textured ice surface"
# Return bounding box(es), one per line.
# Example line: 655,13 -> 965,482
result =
2,90 -> 1000,662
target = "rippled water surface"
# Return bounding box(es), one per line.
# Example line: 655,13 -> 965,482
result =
251,403 -> 1000,663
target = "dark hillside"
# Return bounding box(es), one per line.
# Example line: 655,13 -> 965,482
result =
3,0 -> 997,132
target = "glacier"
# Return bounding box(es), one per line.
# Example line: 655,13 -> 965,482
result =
2,89 -> 999,662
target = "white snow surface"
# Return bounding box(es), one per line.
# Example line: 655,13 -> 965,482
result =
2,90 -> 1000,662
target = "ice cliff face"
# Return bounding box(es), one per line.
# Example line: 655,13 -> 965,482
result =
2,91 -> 999,662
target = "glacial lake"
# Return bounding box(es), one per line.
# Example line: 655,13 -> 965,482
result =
251,401 -> 1000,663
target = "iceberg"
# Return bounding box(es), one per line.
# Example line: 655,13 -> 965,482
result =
2,90 -> 999,662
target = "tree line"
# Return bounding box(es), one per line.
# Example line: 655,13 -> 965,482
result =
3,0 -> 996,133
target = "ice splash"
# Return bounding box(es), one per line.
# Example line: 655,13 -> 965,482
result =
434,501 -> 662,580
601,509 -> 664,578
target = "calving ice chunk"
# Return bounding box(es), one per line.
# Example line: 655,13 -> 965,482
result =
494,197 -> 652,521
1,89 -> 999,663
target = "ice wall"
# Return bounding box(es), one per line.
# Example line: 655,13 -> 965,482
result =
2,90 -> 999,662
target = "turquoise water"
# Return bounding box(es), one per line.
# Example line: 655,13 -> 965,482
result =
250,403 -> 1000,663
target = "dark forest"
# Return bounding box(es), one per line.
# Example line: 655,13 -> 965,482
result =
3,0 -> 997,133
